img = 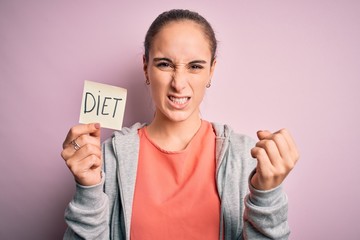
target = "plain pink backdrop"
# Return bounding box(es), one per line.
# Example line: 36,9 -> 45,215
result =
1,1 -> 359,239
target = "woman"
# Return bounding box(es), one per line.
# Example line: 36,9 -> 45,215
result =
61,9 -> 299,240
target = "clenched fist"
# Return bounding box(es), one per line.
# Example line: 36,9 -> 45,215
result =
61,123 -> 102,186
250,128 -> 299,190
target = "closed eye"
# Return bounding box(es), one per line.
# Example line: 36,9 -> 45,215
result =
153,57 -> 174,70
190,64 -> 204,70
188,60 -> 207,72
156,62 -> 171,68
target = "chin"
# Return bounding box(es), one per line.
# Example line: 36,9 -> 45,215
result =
165,112 -> 192,122
158,108 -> 197,123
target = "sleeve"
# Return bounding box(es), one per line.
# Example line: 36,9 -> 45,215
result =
63,174 -> 110,240
243,171 -> 290,239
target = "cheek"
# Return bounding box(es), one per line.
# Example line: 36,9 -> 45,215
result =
194,74 -> 210,97
193,73 -> 210,89
149,69 -> 172,85
149,73 -> 170,99
192,81 -> 207,98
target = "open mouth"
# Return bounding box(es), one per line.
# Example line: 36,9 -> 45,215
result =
168,96 -> 190,105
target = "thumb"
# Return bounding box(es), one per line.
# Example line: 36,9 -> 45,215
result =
257,130 -> 272,140
90,123 -> 101,138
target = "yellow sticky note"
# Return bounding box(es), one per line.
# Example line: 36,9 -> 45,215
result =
79,80 -> 127,130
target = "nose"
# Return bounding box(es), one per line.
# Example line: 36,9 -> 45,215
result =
171,69 -> 187,92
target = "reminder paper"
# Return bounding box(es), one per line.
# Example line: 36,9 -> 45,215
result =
79,80 -> 127,130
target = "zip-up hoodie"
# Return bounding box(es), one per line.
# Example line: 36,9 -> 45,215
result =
64,122 -> 290,239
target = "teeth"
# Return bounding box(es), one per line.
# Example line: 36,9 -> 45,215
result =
170,96 -> 188,104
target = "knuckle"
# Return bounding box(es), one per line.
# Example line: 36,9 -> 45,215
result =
82,143 -> 93,152
70,165 -> 84,178
96,138 -> 101,147
62,141 -> 67,149
287,161 -> 295,170
75,172 -> 86,182
69,165 -> 77,175
60,150 -> 67,160
69,126 -> 78,137
252,146 -> 260,154
251,147 -> 257,154
256,147 -> 267,157
250,147 -> 257,158
89,154 -> 98,163
264,140 -> 275,149
273,133 -> 283,142
66,160 -> 73,170
77,134 -> 87,143
278,167 -> 287,176
251,147 -> 263,158
93,155 -> 102,165
259,147 -> 267,154
279,128 -> 288,135
87,123 -> 93,130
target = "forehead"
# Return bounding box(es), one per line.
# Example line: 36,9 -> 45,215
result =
150,20 -> 211,60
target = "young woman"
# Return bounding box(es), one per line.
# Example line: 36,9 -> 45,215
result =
61,9 -> 299,240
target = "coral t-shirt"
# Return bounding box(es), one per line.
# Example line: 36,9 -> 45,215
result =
130,120 -> 220,240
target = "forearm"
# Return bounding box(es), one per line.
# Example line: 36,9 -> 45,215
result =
243,174 -> 290,239
64,177 -> 110,240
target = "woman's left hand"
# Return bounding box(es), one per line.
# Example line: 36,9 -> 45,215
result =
250,128 -> 300,191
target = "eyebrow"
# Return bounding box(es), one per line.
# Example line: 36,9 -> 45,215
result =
153,57 -> 207,65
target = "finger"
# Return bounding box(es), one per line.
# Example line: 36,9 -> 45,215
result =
255,139 -> 282,168
63,132 -> 101,159
90,123 -> 101,138
62,128 -> 101,154
74,143 -> 102,160
257,130 -> 272,140
76,155 -> 102,172
69,155 -> 102,182
72,134 -> 100,149
270,132 -> 297,172
61,139 -> 101,161
65,143 -> 102,165
63,123 -> 101,148
270,132 -> 291,159
61,148 -> 73,161
276,128 -> 300,162
251,146 -> 274,175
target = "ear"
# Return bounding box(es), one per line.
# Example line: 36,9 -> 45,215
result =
209,59 -> 217,79
143,55 -> 149,80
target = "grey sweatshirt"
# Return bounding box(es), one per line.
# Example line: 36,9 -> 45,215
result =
64,122 -> 290,240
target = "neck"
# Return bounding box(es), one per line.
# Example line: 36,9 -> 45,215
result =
146,111 -> 202,151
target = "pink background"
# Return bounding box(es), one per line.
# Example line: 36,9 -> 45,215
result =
1,1 -> 359,239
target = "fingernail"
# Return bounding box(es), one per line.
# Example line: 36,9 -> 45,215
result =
94,123 -> 100,129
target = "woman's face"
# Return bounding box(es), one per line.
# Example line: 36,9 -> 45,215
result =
144,20 -> 216,123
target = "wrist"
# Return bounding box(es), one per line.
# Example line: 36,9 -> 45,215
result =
75,170 -> 103,186
250,172 -> 281,191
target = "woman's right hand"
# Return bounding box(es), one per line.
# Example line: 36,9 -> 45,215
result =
61,123 -> 102,186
